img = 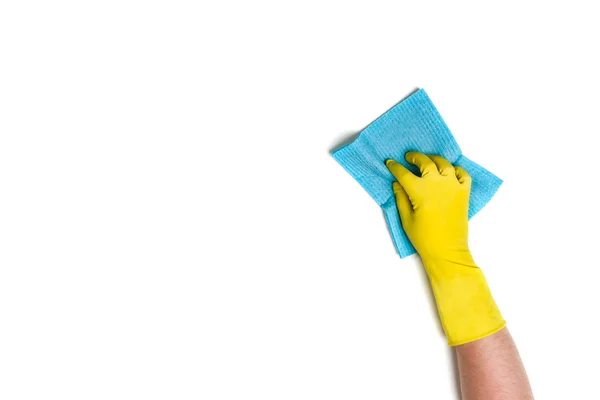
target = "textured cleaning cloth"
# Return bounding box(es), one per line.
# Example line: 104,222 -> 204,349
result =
332,89 -> 502,258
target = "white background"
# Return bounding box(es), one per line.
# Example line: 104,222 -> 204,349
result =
1,1 -> 599,399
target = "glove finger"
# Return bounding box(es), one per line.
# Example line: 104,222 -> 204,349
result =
429,155 -> 454,176
385,159 -> 418,189
392,181 -> 414,221
405,152 -> 438,177
454,166 -> 472,187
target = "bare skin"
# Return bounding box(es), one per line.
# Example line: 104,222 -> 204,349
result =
456,327 -> 534,399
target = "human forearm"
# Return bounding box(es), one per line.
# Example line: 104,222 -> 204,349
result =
456,327 -> 533,400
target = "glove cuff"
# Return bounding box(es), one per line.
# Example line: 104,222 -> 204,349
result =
424,260 -> 505,346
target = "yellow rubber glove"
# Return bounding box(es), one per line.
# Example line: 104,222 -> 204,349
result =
385,152 -> 505,346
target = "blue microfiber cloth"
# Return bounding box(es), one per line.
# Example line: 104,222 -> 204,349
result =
332,89 -> 502,258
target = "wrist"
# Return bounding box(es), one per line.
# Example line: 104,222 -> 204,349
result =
419,248 -> 476,271
419,254 -> 505,346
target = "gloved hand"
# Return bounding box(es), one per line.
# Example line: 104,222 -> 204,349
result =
385,152 -> 505,346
